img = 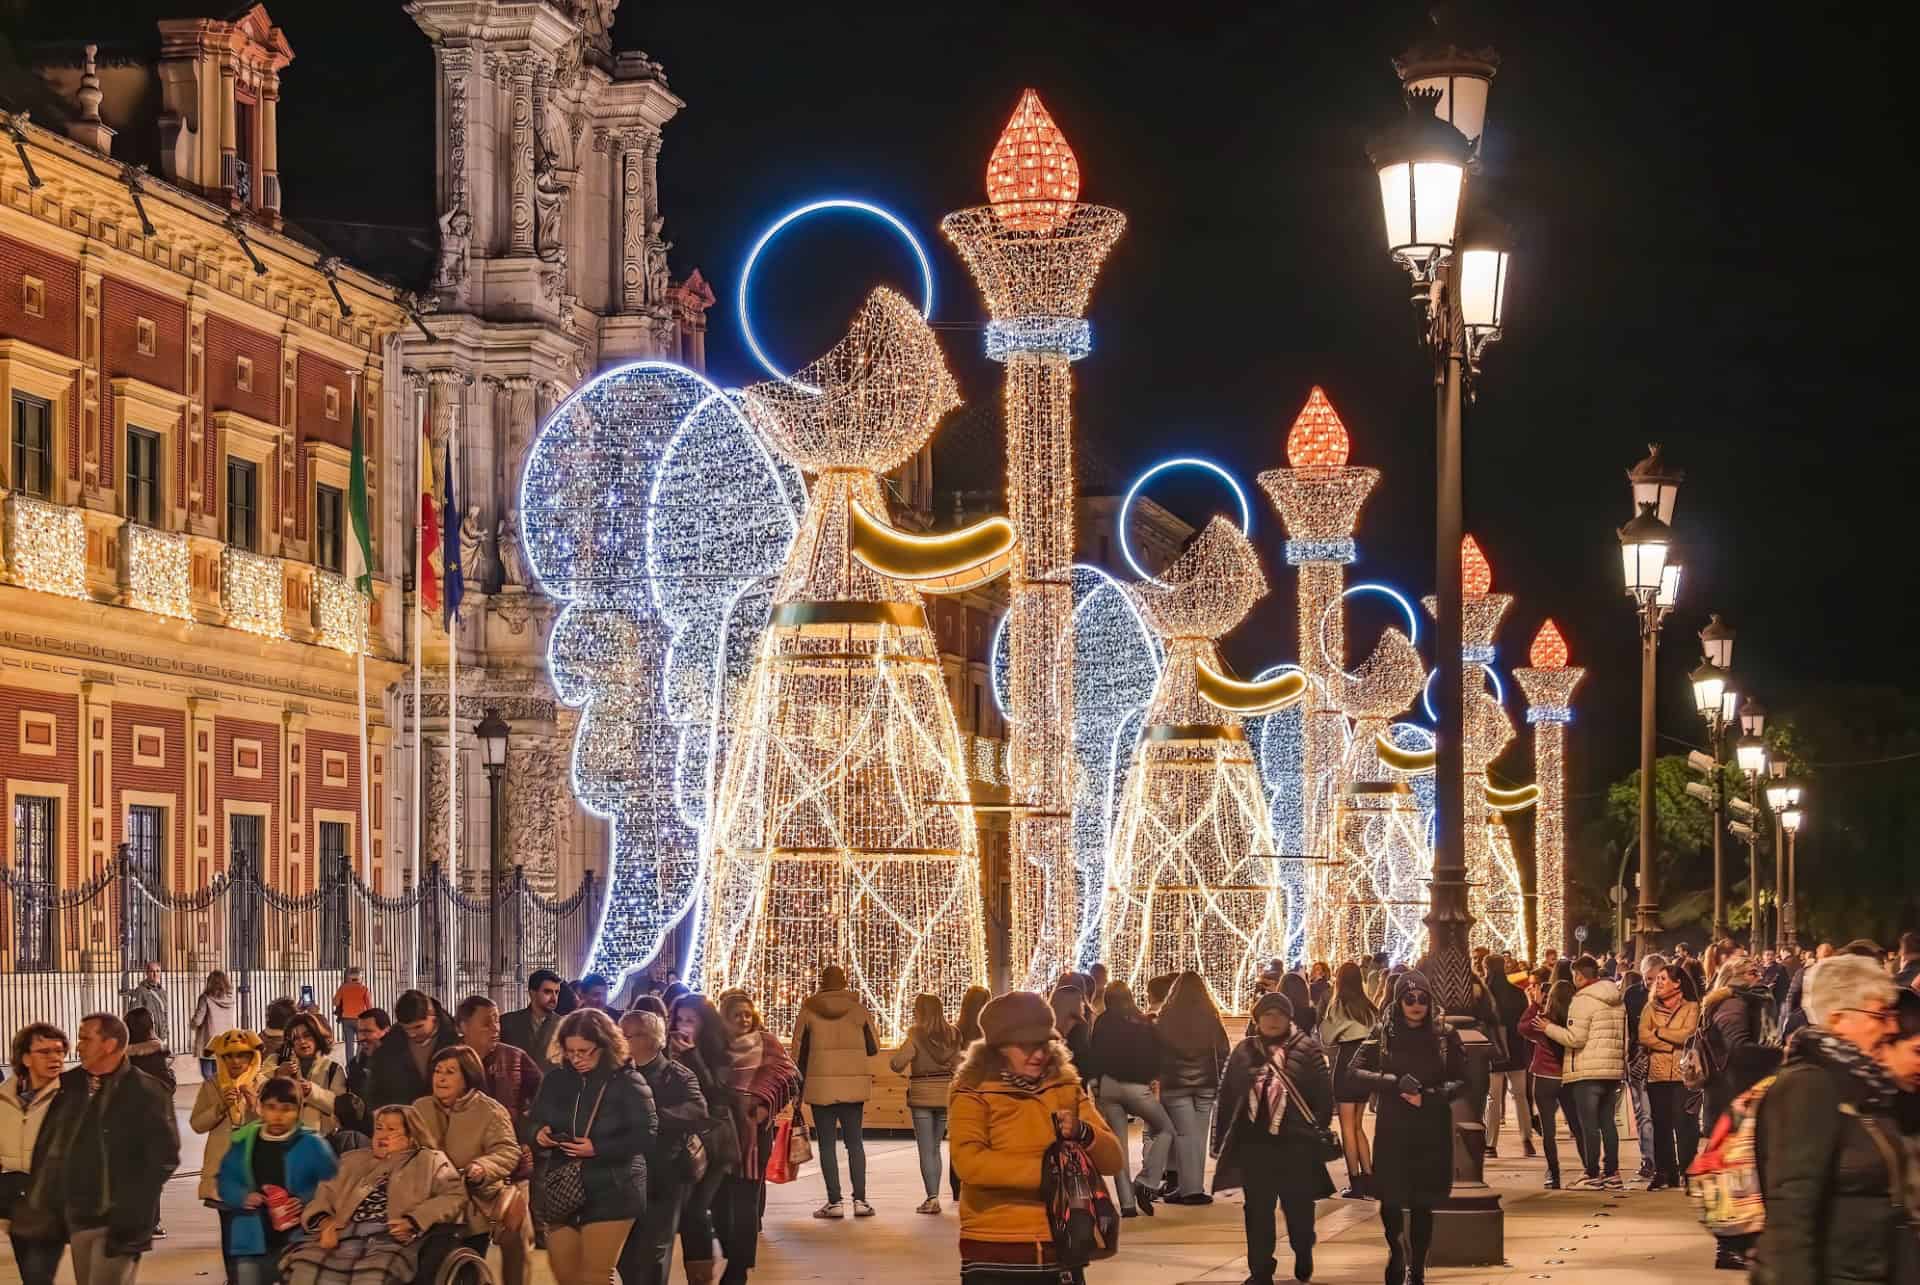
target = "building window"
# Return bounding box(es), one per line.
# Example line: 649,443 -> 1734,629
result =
21,275 -> 44,318
227,457 -> 259,550
127,427 -> 163,527
315,483 -> 344,572
136,317 -> 156,357
11,794 -> 58,970
236,355 -> 253,392
126,803 -> 166,961
10,392 -> 53,498
324,385 -> 340,421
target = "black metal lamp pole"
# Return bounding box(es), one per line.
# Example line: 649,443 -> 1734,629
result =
474,706 -> 511,1002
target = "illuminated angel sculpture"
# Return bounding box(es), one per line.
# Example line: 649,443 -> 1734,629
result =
700,287 -> 1008,1040
519,364 -> 803,981
1103,518 -> 1303,1011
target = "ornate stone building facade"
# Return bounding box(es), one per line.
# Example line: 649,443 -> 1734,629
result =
0,8 -> 411,942
390,0 -> 714,900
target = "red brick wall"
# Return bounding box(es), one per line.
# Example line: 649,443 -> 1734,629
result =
207,315 -> 280,421
110,703 -> 189,890
101,277 -> 187,486
0,684 -> 83,885
304,728 -> 362,883
0,234 -> 81,484
213,714 -> 280,882
295,352 -> 350,542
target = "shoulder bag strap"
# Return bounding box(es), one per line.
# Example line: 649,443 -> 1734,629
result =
1842,1104 -> 1908,1219
573,1079 -> 610,1138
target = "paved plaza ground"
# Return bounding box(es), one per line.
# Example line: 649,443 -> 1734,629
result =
0,1082 -> 1728,1284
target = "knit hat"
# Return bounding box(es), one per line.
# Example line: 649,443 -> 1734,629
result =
1393,970 -> 1434,1004
980,991 -> 1059,1047
1252,991 -> 1295,1021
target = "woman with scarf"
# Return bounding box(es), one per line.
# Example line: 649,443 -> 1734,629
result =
531,1009 -> 657,1283
1210,991 -> 1335,1285
1637,963 -> 1701,1189
277,1013 -> 348,1137
709,990 -> 799,1284
890,993 -> 963,1214
1319,962 -> 1379,1198
192,971 -> 239,1082
1754,955 -> 1909,1284
194,1027 -> 269,1281
1348,971 -> 1467,1285
949,991 -> 1122,1285
214,1075 -> 339,1284
1156,970 -> 1232,1205
411,1044 -> 524,1263
281,1104 -> 467,1285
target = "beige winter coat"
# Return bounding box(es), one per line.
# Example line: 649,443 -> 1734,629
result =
793,988 -> 878,1107
190,1077 -> 260,1202
0,1076 -> 59,1180
301,1145 -> 466,1235
1544,978 -> 1628,1083
410,1091 -> 522,1234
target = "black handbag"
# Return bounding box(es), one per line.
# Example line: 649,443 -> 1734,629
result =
533,1080 -> 607,1228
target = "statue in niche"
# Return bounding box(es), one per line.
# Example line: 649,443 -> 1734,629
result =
435,207 -> 471,290
460,505 -> 488,588
645,214 -> 673,304
533,134 -> 570,269
497,510 -> 529,589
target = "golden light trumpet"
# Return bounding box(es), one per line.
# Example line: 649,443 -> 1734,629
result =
1195,661 -> 1308,715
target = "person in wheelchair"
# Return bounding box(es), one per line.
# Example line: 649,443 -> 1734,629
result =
280,1105 -> 466,1285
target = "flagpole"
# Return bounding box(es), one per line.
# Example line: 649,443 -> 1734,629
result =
352,372 -> 372,885
447,389 -> 460,890
412,385 -> 426,893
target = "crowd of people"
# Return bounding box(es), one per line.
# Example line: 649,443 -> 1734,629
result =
2,935 -> 1918,1284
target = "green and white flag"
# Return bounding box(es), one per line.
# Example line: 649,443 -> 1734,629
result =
347,380 -> 374,597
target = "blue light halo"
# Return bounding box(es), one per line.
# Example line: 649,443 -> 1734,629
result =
736,198 -> 935,391
1116,457 -> 1253,586
1420,661 -> 1506,723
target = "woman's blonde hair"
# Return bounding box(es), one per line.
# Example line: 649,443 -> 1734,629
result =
557,1007 -> 628,1066
715,988 -> 763,1032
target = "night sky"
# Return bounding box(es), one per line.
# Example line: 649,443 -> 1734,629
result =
30,0 -> 1914,818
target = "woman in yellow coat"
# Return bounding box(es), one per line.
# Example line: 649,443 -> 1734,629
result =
949,992 -> 1123,1284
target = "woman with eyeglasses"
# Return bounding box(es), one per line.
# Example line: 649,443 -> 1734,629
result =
1347,971 -> 1467,1285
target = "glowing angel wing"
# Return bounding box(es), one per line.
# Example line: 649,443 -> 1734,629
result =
520,362 -> 802,989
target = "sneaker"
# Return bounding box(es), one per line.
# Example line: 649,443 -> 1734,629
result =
1602,1172 -> 1625,1191
1568,1175 -> 1605,1190
1484,1144 -> 1498,1158
1713,1246 -> 1747,1271
915,1198 -> 940,1215
152,1224 -> 167,1240
1543,1177 -> 1561,1190
1121,1207 -> 1139,1219
851,1199 -> 876,1218
1523,1139 -> 1537,1158
813,1201 -> 844,1219
1637,1160 -> 1654,1179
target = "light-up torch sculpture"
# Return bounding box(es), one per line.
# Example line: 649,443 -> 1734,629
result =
944,90 -> 1126,986
1105,518 -> 1303,1010
702,287 -> 1014,1040
1513,619 -> 1584,959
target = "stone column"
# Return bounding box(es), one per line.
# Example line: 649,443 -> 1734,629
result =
78,251 -> 103,505
260,75 -> 280,214
185,288 -> 211,534
219,60 -> 237,196
507,56 -> 536,256
617,132 -> 648,312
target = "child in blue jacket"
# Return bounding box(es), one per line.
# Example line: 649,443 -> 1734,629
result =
217,1075 -> 339,1284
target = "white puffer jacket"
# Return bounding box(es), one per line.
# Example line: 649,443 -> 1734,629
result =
0,1075 -> 60,1178
1545,978 -> 1627,1084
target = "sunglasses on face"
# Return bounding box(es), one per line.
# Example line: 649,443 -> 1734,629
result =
1401,991 -> 1432,1006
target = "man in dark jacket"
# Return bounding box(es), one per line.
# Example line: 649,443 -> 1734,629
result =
1702,958 -> 1781,1128
363,989 -> 459,1108
19,1012 -> 180,1283
1755,956 -> 1904,1284
619,1010 -> 708,1285
1482,954 -> 1534,1159
500,969 -> 564,1066
346,1006 -> 389,1100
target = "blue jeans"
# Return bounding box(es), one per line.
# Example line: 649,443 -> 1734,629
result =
909,1106 -> 947,1199
811,1101 -> 866,1203
8,1232 -> 64,1285
1160,1090 -> 1215,1197
1095,1078 -> 1173,1211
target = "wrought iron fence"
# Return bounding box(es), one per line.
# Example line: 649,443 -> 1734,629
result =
0,844 -> 599,1051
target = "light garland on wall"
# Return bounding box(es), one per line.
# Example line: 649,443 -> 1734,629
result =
314,569 -> 364,653
125,523 -> 192,622
1514,617 -> 1585,960
702,287 -> 988,1042
520,361 -> 802,989
1105,518 -> 1285,1011
5,495 -> 88,600
945,88 -> 1125,989
223,546 -> 286,639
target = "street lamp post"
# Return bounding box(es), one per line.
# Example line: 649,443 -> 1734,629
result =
1370,17 -> 1505,1264
1736,700 -> 1768,955
1781,799 -> 1804,946
1765,761 -> 1791,952
474,706 -> 511,1001
1618,450 -> 1682,963
1695,612 -> 1735,936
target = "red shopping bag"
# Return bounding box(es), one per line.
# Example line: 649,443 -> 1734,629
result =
766,1116 -> 798,1184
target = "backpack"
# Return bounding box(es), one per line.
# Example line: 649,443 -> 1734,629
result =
1040,1133 -> 1120,1268
1685,1073 -> 1775,1237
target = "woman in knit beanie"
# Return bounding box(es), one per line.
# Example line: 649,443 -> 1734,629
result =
949,992 -> 1123,1283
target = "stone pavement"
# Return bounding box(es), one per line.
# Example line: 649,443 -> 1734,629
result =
0,1088 -> 1724,1284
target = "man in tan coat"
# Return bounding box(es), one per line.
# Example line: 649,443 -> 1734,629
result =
793,965 -> 879,1219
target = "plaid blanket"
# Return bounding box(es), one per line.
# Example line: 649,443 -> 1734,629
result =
280,1223 -> 422,1285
